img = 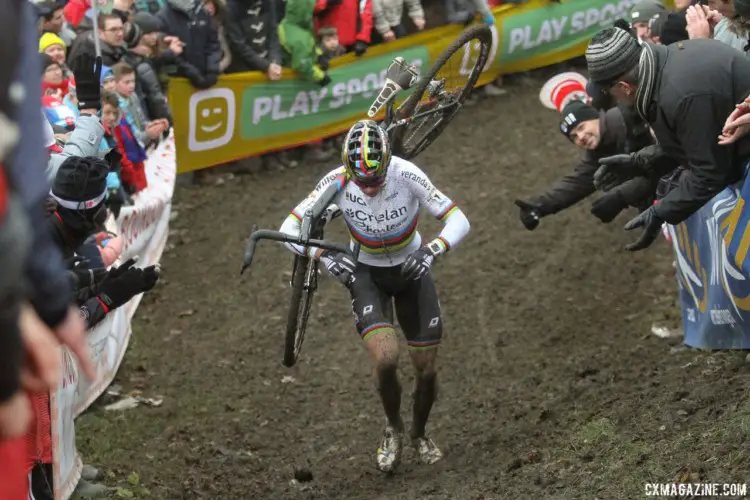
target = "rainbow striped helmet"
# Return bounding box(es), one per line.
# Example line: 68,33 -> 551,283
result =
342,120 -> 391,186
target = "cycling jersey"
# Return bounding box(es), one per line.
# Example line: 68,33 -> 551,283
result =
279,156 -> 470,267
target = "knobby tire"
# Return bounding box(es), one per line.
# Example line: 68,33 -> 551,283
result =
283,254 -> 318,367
394,24 -> 493,159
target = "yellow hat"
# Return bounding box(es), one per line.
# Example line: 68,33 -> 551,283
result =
39,32 -> 66,53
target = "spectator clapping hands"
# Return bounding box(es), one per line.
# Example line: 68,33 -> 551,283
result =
719,99 -> 750,145
685,4 -> 721,40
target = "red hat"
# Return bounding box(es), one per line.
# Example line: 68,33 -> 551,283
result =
539,72 -> 589,113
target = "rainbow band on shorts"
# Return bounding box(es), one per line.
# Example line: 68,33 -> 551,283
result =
360,322 -> 394,342
407,338 -> 441,350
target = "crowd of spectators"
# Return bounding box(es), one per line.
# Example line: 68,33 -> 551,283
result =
39,0 -> 520,181
515,0 -> 750,254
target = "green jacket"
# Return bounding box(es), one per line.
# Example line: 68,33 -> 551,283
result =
278,0 -> 325,83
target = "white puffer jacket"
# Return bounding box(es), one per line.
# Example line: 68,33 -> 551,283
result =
372,0 -> 424,36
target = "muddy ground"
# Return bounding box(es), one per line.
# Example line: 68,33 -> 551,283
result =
76,80 -> 750,500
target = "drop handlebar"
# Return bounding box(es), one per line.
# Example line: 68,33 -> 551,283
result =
240,228 -> 361,275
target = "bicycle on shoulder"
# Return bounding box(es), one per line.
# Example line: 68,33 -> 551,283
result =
240,23 -> 488,474
370,23 -> 493,158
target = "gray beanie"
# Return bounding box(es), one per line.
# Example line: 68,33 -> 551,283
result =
132,12 -> 160,34
585,27 -> 642,84
630,0 -> 666,24
649,12 -> 667,38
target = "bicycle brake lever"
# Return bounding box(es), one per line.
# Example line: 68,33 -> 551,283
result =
343,242 -> 362,287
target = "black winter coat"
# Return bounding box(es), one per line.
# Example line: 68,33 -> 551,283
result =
157,0 -> 222,86
122,51 -> 171,122
224,0 -> 282,73
530,107 -> 656,215
67,30 -> 126,67
641,40 -> 750,224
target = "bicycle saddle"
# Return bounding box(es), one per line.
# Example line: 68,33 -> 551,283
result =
367,56 -> 419,118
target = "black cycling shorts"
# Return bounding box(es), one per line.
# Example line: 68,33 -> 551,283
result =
348,263 -> 443,350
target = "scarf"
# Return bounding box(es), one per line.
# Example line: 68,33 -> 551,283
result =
117,94 -> 145,136
42,78 -> 73,99
115,119 -> 148,164
634,42 -> 668,123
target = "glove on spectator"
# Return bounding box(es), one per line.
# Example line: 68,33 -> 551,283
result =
69,53 -> 102,111
318,54 -> 331,71
199,72 -> 219,89
354,41 -> 368,57
590,191 -> 627,223
97,265 -> 160,312
624,205 -> 664,252
67,267 -> 108,293
594,144 -> 664,191
514,199 -> 543,231
104,257 -> 138,282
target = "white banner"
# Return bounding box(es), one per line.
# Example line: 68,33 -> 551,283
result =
50,136 -> 177,500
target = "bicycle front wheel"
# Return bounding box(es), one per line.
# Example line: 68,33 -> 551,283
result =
394,24 -> 493,159
283,254 -> 318,367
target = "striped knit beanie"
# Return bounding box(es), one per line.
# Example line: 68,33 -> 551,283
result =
585,27 -> 642,84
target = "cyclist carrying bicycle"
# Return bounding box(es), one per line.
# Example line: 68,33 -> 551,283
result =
278,119 -> 470,473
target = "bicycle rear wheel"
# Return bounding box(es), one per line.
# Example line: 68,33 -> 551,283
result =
283,254 -> 319,367
394,24 -> 493,159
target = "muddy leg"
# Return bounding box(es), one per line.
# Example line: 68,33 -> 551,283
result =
408,348 -> 438,439
364,327 -> 403,430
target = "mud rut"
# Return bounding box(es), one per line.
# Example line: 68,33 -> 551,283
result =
77,83 -> 750,500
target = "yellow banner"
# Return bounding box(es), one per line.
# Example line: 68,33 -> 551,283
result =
168,0 -> 648,173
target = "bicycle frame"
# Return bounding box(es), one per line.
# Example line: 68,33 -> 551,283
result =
382,98 -> 460,137
374,57 -> 462,145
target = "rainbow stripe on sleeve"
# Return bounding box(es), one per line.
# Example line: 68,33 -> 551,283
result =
331,173 -> 348,191
437,203 -> 458,221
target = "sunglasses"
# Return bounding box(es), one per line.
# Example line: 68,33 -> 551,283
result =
353,176 -> 385,188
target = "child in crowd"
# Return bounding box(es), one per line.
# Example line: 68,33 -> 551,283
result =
318,26 -> 346,65
313,26 -> 346,155
107,79 -> 150,194
101,65 -> 116,93
317,26 -> 347,155
112,62 -> 167,147
39,32 -> 73,79
99,91 -> 134,213
42,54 -> 72,100
42,54 -> 78,131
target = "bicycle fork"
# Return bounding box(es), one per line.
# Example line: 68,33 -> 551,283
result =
290,256 -> 320,291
